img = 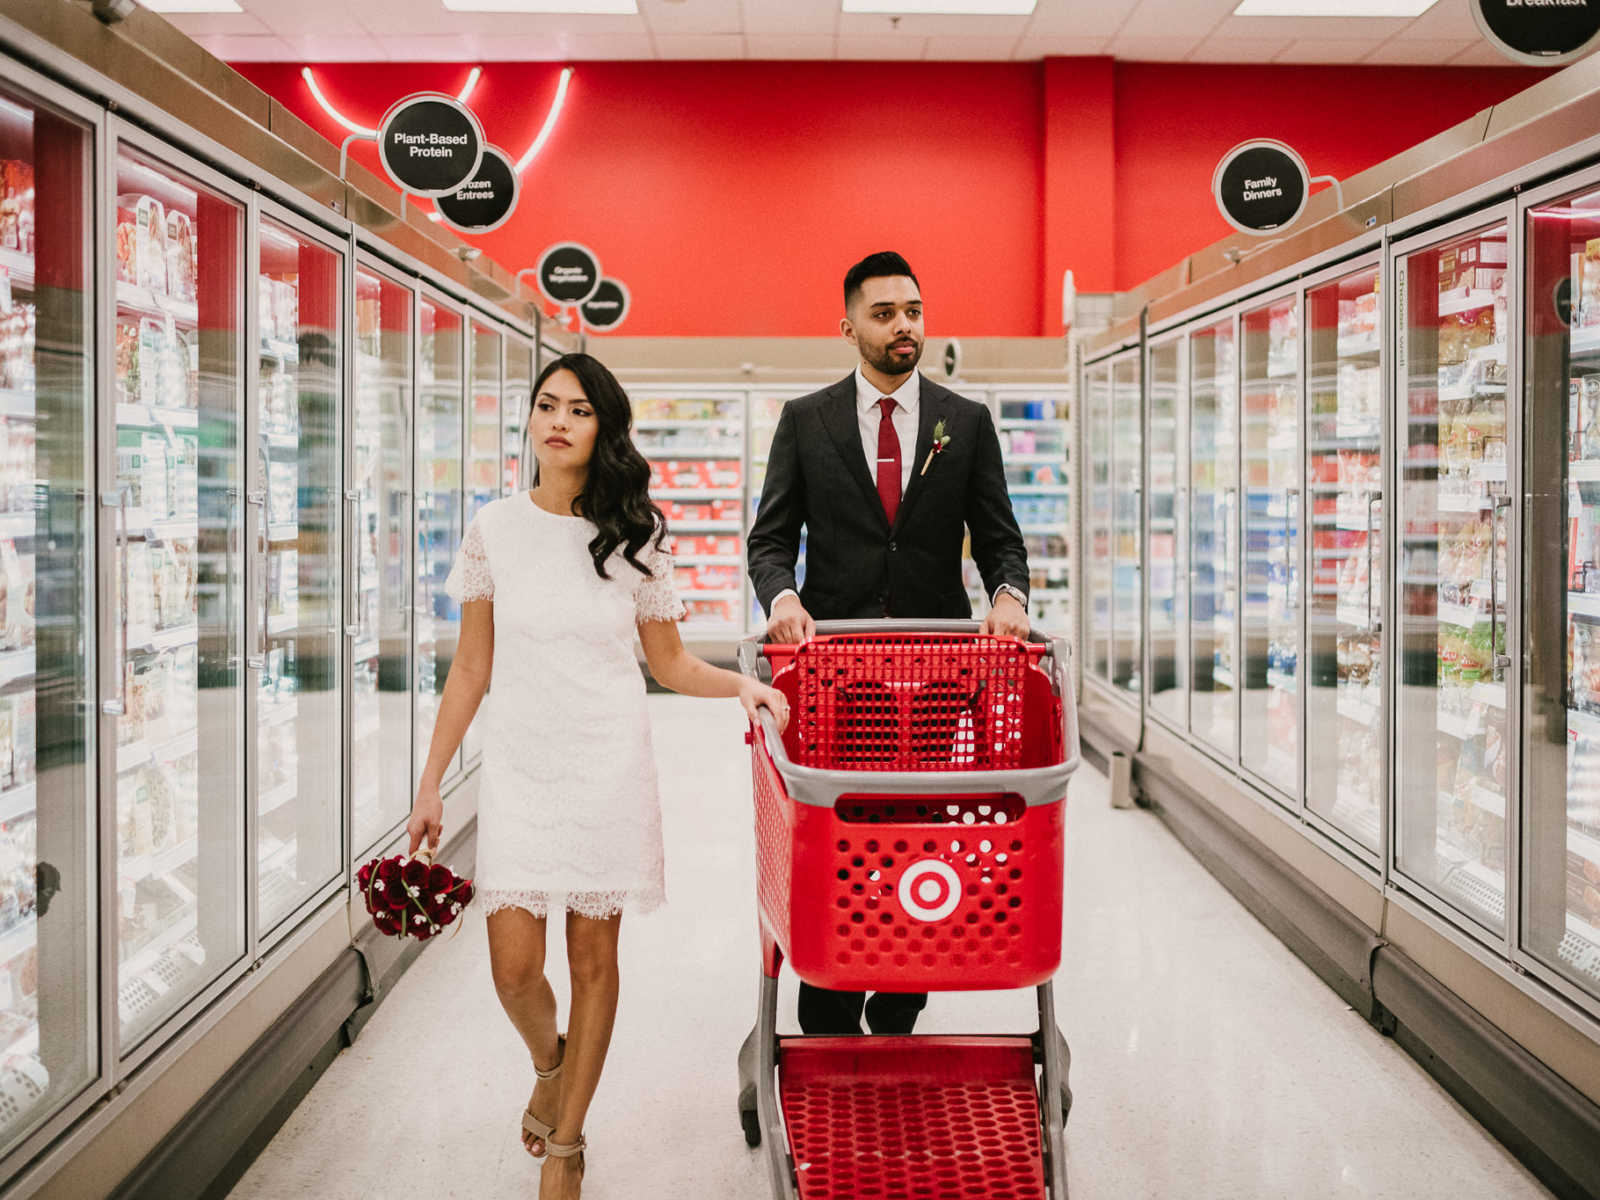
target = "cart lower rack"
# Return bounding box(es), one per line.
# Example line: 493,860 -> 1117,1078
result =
736,621 -> 1081,1200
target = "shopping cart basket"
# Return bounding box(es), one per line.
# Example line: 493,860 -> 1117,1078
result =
735,620 -> 1081,1200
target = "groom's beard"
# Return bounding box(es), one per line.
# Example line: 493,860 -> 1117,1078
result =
865,337 -> 923,377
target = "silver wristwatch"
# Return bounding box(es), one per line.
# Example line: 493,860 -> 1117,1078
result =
993,583 -> 1027,609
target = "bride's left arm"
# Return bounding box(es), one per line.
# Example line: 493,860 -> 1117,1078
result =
638,619 -> 789,730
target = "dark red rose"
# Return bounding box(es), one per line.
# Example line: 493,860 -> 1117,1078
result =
456,880 -> 475,907
357,861 -> 374,889
401,859 -> 430,891
385,881 -> 410,911
372,910 -> 401,936
375,858 -> 402,888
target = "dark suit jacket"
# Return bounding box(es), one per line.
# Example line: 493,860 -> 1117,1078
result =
747,372 -> 1029,621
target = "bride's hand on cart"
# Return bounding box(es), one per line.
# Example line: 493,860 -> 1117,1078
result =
739,677 -> 790,733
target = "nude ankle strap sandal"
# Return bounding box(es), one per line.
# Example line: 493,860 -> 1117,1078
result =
521,1034 -> 566,1156
544,1133 -> 586,1175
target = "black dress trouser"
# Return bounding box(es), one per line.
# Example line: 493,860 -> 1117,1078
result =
798,981 -> 928,1036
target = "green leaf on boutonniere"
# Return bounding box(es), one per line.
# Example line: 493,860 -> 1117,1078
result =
921,419 -> 953,476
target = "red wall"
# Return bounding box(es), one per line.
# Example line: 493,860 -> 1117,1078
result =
234,58 -> 1545,336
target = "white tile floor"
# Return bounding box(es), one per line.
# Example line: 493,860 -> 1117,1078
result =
229,696 -> 1551,1200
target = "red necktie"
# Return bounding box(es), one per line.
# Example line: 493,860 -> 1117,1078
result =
876,397 -> 901,526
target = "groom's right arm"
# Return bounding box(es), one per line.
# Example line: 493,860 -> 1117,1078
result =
747,401 -> 805,614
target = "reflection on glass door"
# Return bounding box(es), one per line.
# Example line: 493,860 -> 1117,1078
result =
1191,319 -> 1238,756
462,322 -> 498,768
351,266 -> 411,858
1111,356 -> 1142,697
112,146 -> 244,1045
0,80 -> 95,1155
1085,364 -> 1111,683
416,298 -> 462,786
1526,185 -> 1600,999
504,336 -> 531,495
252,218 -> 341,932
1307,266 -> 1384,852
1148,338 -> 1186,729
1396,221 -> 1511,933
1241,296 -> 1300,797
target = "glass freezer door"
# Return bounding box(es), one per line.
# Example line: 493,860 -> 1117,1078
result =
350,265 -> 412,860
1148,337 -> 1186,729
251,217 -> 341,933
1240,296 -> 1301,798
1525,185 -> 1600,998
1396,219 -> 1512,934
1190,318 -> 1239,757
111,146 -> 245,1045
504,335 -> 532,496
1306,265 -> 1384,853
1111,356 -> 1142,698
415,298 -> 462,788
462,322 -> 499,768
1085,363 -> 1111,684
0,79 -> 96,1157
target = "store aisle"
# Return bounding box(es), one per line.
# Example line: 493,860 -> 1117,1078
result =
228,696 -> 1548,1200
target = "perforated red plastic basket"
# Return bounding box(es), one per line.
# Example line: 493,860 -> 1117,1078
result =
748,630 -> 1073,992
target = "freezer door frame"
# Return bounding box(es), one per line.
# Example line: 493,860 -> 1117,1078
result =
102,114 -> 252,1074
1387,200 -> 1524,953
0,50 -> 111,1181
1079,354 -> 1115,692
461,315 -> 501,775
248,192 -> 350,955
503,326 -> 535,499
1145,329 -> 1190,741
1296,246 -> 1391,877
347,249 -> 418,869
1234,284 -> 1307,817
1513,161 -> 1600,1015
1108,346 -> 1144,712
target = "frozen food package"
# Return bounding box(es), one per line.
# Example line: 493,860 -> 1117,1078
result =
115,199 -> 139,286
125,541 -> 156,646
164,210 -> 196,304
115,317 -> 141,404
1,541 -> 34,651
158,316 -> 184,409
138,319 -> 164,410
140,433 -> 169,521
0,698 -> 11,790
12,693 -> 33,787
115,194 -> 168,295
0,160 -> 35,255
170,435 -> 198,520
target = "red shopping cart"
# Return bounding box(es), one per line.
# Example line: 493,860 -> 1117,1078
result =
735,620 -> 1081,1200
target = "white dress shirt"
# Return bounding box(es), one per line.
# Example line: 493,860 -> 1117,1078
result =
855,365 -> 920,498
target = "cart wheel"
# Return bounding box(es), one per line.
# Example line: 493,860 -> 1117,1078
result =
740,1107 -> 762,1148
1060,1083 -> 1073,1124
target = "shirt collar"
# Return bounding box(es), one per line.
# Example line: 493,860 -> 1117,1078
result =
855,365 -> 921,418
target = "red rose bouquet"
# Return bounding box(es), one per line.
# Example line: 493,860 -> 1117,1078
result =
356,847 -> 475,941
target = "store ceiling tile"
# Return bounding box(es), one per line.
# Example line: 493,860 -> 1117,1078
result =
250,0 -> 375,37
1105,35 -> 1200,61
372,32 -> 474,57
1364,38 -> 1475,64
1012,34 -> 1112,58
193,33 -> 296,59
1451,41 -> 1516,66
1187,36 -> 1293,63
1387,1 -> 1481,41
654,34 -> 746,58
745,34 -> 836,57
639,0 -> 742,36
281,34 -> 387,59
741,0 -> 839,37
835,34 -> 929,59
922,35 -> 1024,59
1110,0 -> 1236,39
1274,38 -> 1385,63
1220,14 -> 1416,41
836,11 -> 1032,38
1010,0 -> 1127,38
153,10 -> 272,36
342,0 -> 647,36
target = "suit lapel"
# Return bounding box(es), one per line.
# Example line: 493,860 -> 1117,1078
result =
892,381 -> 951,533
818,373 -> 890,530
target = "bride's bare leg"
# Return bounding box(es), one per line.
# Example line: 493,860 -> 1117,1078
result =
487,907 -> 563,1155
541,909 -> 622,1200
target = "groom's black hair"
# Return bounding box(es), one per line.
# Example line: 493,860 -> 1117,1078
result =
844,251 -> 920,311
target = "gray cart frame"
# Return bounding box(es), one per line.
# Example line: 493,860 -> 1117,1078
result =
734,620 -> 1081,1200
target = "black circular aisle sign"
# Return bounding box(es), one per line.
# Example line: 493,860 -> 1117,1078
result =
1473,0 -> 1600,66
1213,139 -> 1310,238
435,145 -> 519,235
579,278 -> 630,332
536,242 -> 602,307
377,93 -> 484,198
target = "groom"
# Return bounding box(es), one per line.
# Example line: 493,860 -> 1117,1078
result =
747,251 -> 1031,1035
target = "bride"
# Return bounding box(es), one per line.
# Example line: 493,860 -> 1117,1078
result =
407,352 -> 788,1200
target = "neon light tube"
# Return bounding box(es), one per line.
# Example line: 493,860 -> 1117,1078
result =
458,67 -> 482,105
301,67 -> 376,137
515,67 -> 573,174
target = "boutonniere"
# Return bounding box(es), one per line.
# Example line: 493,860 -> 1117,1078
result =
920,419 -> 952,476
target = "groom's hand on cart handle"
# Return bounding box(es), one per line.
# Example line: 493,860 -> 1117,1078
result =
740,677 -> 791,733
766,594 -> 815,645
982,591 -> 1031,640
406,784 -> 444,857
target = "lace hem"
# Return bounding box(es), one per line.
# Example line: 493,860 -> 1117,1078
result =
480,885 -> 664,921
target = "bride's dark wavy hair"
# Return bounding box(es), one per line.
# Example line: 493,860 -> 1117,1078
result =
530,353 -> 667,580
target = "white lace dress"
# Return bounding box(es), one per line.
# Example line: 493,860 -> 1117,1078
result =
443,492 -> 685,920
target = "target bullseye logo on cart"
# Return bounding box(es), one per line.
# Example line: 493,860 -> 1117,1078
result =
898,860 -> 961,923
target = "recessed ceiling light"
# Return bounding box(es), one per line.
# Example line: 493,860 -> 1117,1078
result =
440,0 -> 637,11
842,0 -> 1036,13
1233,0 -> 1437,14
139,0 -> 244,11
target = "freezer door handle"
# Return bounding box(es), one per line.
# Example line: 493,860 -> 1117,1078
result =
101,489 -> 129,718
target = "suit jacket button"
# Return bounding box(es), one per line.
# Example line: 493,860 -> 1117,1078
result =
888,540 -> 897,551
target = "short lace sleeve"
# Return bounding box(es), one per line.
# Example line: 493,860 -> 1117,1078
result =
635,536 -> 686,624
445,514 -> 494,603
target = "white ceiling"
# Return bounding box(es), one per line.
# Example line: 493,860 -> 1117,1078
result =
169,0 -> 1515,66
